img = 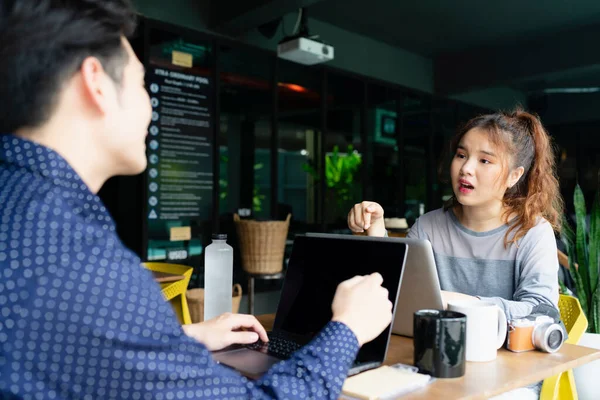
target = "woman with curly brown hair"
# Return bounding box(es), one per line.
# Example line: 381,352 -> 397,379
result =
348,108 -> 564,321
349,109 -> 563,398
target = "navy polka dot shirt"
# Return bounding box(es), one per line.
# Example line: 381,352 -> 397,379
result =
0,135 -> 360,399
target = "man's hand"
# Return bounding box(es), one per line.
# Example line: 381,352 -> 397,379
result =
331,273 -> 393,346
440,290 -> 479,309
182,313 -> 269,351
347,201 -> 386,236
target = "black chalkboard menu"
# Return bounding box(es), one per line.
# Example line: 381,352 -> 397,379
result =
145,35 -> 213,263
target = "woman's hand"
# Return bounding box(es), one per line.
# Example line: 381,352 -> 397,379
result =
182,313 -> 269,351
347,201 -> 386,236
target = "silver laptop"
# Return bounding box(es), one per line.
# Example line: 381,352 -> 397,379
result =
390,238 -> 444,337
212,233 -> 408,379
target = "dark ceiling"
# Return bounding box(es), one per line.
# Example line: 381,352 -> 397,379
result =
308,0 -> 600,94
308,0 -> 600,57
211,0 -> 600,94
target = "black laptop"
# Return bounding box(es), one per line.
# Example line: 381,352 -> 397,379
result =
212,233 -> 408,379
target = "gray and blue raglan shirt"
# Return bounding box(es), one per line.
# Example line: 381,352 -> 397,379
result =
407,208 -> 559,320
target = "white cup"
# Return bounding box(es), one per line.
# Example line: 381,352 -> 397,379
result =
447,300 -> 507,362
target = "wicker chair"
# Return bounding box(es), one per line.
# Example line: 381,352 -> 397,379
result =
233,213 -> 291,314
186,284 -> 243,323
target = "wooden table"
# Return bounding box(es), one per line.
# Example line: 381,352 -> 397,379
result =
256,314 -> 600,400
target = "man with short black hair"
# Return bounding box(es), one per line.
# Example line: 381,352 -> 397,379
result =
0,1 -> 393,398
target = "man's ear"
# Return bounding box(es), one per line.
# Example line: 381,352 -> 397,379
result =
80,56 -> 113,115
507,166 -> 525,189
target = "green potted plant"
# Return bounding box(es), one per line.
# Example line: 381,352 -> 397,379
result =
562,183 -> 599,331
562,181 -> 600,399
303,144 -> 362,224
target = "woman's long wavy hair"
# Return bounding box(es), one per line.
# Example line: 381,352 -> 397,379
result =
443,108 -> 564,246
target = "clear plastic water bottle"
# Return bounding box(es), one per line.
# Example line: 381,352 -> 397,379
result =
204,233 -> 233,321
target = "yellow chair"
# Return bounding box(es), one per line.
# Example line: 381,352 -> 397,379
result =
142,262 -> 193,325
540,294 -> 588,400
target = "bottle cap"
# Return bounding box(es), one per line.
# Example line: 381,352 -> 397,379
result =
212,233 -> 227,240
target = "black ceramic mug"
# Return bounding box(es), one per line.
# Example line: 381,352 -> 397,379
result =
413,309 -> 467,378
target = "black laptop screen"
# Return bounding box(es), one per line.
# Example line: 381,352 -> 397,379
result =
273,234 -> 407,364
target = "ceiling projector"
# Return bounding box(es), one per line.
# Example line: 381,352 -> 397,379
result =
277,36 -> 334,65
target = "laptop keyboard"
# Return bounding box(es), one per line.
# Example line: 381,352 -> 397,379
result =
246,332 -> 303,359
244,332 -> 380,375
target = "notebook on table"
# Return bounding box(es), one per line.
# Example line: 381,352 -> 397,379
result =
341,365 -> 432,400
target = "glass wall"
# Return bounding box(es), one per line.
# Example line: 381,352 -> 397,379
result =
218,44 -> 273,219
430,98 -> 458,208
277,59 -> 323,233
401,94 -> 430,224
217,43 -> 273,286
368,83 -> 402,217
324,72 -> 365,229
552,122 -> 600,215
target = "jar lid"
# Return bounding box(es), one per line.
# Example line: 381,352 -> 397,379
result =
212,233 -> 227,240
